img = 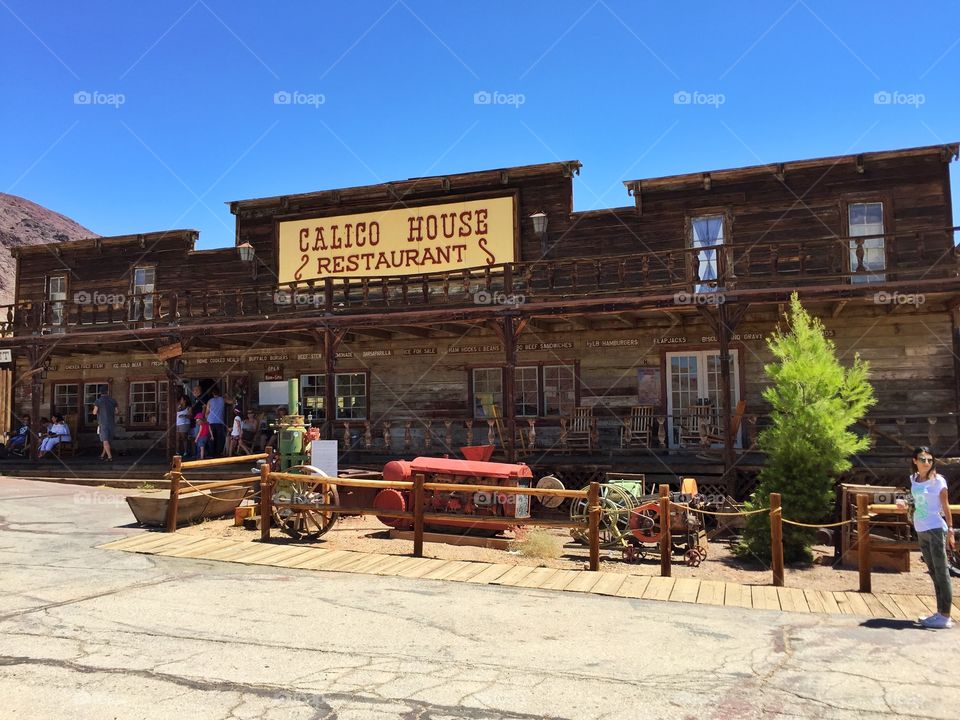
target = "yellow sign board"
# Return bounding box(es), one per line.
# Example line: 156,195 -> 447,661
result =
277,195 -> 515,283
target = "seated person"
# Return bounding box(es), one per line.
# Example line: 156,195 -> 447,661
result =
37,414 -> 71,458
5,415 -> 31,455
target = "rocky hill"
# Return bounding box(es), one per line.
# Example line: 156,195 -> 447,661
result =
0,193 -> 97,305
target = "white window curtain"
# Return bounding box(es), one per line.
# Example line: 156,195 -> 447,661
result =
691,216 -> 724,292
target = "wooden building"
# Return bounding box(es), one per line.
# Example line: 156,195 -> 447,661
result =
3,142 -> 959,497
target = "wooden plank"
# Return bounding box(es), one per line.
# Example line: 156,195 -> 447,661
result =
268,547 -> 332,567
874,592 -> 908,619
668,578 -> 700,604
389,529 -> 513,550
540,569 -> 581,591
491,565 -> 537,586
816,590 -> 842,615
514,567 -> 561,589
271,548 -> 325,568
312,551 -> 369,571
97,533 -> 158,550
200,542 -> 264,562
565,571 -> 605,594
245,547 -> 320,567
891,593 -> 929,620
841,591 -> 873,617
696,580 -> 725,606
833,591 -> 854,615
859,592 -> 894,618
396,558 -> 449,578
777,587 -> 810,613
444,562 -> 490,582
339,553 -> 402,574
465,563 -> 514,585
361,555 -> 410,575
291,549 -> 354,570
161,538 -> 235,558
380,557 -> 433,577
370,555 -> 425,576
724,583 -> 752,609
615,575 -> 651,599
124,534 -> 197,554
420,560 -> 472,581
802,589 -> 826,613
641,576 -> 675,602
917,595 -> 938,614
751,586 -> 781,611
228,544 -> 300,565
590,573 -> 627,597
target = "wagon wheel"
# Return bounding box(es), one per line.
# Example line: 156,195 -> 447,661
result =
272,464 -> 340,541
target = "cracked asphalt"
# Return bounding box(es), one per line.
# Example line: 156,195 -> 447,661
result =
0,477 -> 957,720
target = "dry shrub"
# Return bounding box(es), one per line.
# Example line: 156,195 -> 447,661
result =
511,529 -> 562,560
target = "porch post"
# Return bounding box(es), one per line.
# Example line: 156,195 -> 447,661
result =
323,329 -> 337,441
165,358 -> 180,457
27,344 -> 44,461
717,303 -> 735,485
502,316 -> 517,463
951,305 -> 960,448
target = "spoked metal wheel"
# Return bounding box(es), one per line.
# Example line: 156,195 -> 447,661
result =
271,464 -> 340,541
569,484 -> 637,547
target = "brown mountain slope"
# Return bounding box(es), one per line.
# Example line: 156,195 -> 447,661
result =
0,192 -> 98,305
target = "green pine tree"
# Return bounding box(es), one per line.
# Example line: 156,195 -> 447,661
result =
737,293 -> 875,563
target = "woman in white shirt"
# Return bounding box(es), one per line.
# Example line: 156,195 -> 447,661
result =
226,408 -> 243,456
38,414 -> 71,458
909,447 -> 955,629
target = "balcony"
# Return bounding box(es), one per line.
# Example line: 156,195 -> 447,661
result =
3,227 -> 957,338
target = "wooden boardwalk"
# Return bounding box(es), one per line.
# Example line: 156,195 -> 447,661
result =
98,532 -> 950,619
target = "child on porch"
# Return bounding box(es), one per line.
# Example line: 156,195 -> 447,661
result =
194,412 -> 211,460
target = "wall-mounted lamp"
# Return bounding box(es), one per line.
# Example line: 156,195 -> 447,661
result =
40,356 -> 52,380
237,242 -> 257,280
530,211 -> 548,237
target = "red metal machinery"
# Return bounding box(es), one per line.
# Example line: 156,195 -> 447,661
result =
373,456 -> 534,535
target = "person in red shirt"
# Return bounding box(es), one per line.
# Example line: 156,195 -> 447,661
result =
194,413 -> 211,460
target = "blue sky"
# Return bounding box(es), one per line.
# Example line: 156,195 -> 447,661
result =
2,1 -> 958,249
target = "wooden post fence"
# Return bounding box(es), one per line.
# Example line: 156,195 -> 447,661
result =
588,481 -> 600,572
659,483 -> 671,577
857,493 -> 871,593
770,492 -> 784,587
165,455 -> 182,533
259,462 -> 272,542
412,473 -> 425,558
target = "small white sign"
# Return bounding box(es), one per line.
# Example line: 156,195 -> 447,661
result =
310,440 -> 339,478
0,349 -> 11,363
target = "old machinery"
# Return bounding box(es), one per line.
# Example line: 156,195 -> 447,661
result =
373,456 -> 534,535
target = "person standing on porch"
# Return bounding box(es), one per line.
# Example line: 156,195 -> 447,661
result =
908,447 -> 955,629
205,386 -> 227,457
92,389 -> 118,462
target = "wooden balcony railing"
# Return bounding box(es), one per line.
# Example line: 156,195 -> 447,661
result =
2,226 -> 957,337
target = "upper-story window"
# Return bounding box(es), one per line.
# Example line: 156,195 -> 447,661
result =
132,266 -> 156,321
47,275 -> 67,331
848,202 -> 886,283
690,215 -> 725,293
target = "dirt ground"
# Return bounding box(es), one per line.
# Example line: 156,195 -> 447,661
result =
175,509 -> 945,597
